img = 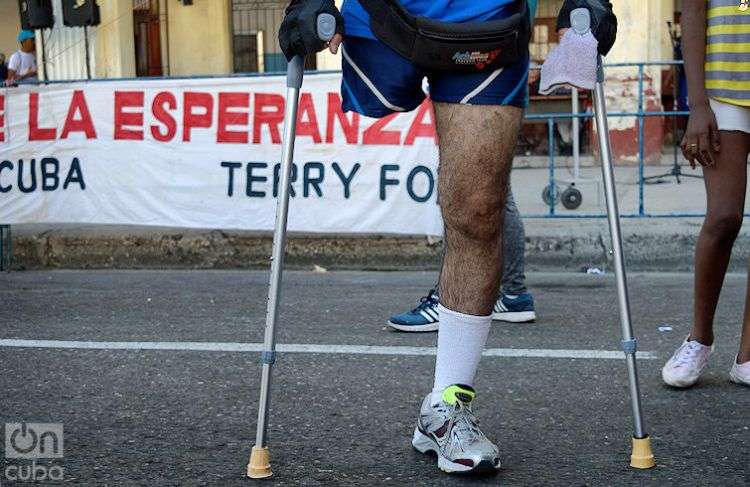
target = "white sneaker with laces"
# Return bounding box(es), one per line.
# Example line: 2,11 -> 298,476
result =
729,356 -> 750,386
662,336 -> 713,388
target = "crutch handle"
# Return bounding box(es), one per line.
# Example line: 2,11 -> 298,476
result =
570,7 -> 591,35
316,12 -> 337,42
286,13 -> 338,89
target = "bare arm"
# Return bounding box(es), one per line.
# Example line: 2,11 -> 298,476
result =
5,69 -> 17,86
18,67 -> 37,80
5,54 -> 19,86
680,1 -> 720,168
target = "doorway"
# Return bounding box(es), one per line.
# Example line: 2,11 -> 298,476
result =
133,0 -> 163,77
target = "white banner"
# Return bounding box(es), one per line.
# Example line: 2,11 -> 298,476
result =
0,74 -> 442,235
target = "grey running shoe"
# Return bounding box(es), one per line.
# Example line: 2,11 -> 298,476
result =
412,384 -> 501,474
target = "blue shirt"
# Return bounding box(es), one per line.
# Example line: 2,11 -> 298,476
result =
342,0 -> 537,40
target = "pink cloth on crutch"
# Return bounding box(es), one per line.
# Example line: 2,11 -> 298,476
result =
539,28 -> 598,94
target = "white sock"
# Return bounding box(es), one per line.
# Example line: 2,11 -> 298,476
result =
431,304 -> 492,403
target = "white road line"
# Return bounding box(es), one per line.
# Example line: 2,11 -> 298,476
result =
0,339 -> 657,360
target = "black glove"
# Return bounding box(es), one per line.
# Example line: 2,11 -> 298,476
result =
279,0 -> 344,61
556,0 -> 617,56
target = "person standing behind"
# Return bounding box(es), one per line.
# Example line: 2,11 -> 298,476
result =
0,54 -> 8,84
6,30 -> 38,86
387,188 -> 536,332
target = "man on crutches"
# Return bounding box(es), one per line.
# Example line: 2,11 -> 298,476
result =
250,0 -> 653,477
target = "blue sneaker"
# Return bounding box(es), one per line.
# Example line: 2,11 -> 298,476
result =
387,289 -> 440,332
492,292 -> 536,323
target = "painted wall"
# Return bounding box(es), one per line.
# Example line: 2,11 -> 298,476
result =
93,0 -> 234,78
536,0 -> 565,17
595,0 -> 675,162
94,0 -> 136,78
167,0 -> 233,76
0,3 -> 23,63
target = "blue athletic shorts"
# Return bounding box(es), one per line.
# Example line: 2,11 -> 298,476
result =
341,36 -> 530,118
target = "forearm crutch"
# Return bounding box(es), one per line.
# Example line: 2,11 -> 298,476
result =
247,14 -> 337,479
592,56 -> 655,469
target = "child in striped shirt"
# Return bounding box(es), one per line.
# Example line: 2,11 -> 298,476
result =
662,0 -> 750,388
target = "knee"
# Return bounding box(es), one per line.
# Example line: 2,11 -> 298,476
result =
704,211 -> 743,241
443,192 -> 504,242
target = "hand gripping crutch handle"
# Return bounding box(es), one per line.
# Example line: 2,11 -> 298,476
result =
286,13 -> 337,89
247,13 -> 337,480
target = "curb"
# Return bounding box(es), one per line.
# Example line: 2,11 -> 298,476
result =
5,220 -> 750,272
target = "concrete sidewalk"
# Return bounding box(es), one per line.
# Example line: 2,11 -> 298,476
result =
6,164 -> 750,271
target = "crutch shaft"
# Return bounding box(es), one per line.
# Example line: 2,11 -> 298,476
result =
592,66 -> 646,440
254,83 -> 302,449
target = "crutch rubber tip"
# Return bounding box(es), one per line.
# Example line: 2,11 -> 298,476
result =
629,436 -> 656,469
247,446 -> 273,479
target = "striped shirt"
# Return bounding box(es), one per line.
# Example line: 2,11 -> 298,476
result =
706,0 -> 750,106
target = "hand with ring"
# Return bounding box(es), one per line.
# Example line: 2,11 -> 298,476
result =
680,100 -> 720,169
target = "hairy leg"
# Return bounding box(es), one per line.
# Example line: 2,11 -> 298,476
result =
434,102 -> 523,315
434,188 -> 526,296
691,130 -> 750,346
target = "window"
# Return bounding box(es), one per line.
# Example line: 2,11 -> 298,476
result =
233,32 -> 264,73
231,0 -> 316,73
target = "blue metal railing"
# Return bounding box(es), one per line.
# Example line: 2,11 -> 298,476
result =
525,61 -> 697,219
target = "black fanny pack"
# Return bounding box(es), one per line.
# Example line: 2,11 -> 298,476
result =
357,0 -> 530,72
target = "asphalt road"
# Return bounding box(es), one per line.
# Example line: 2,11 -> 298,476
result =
1,270 -> 750,486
